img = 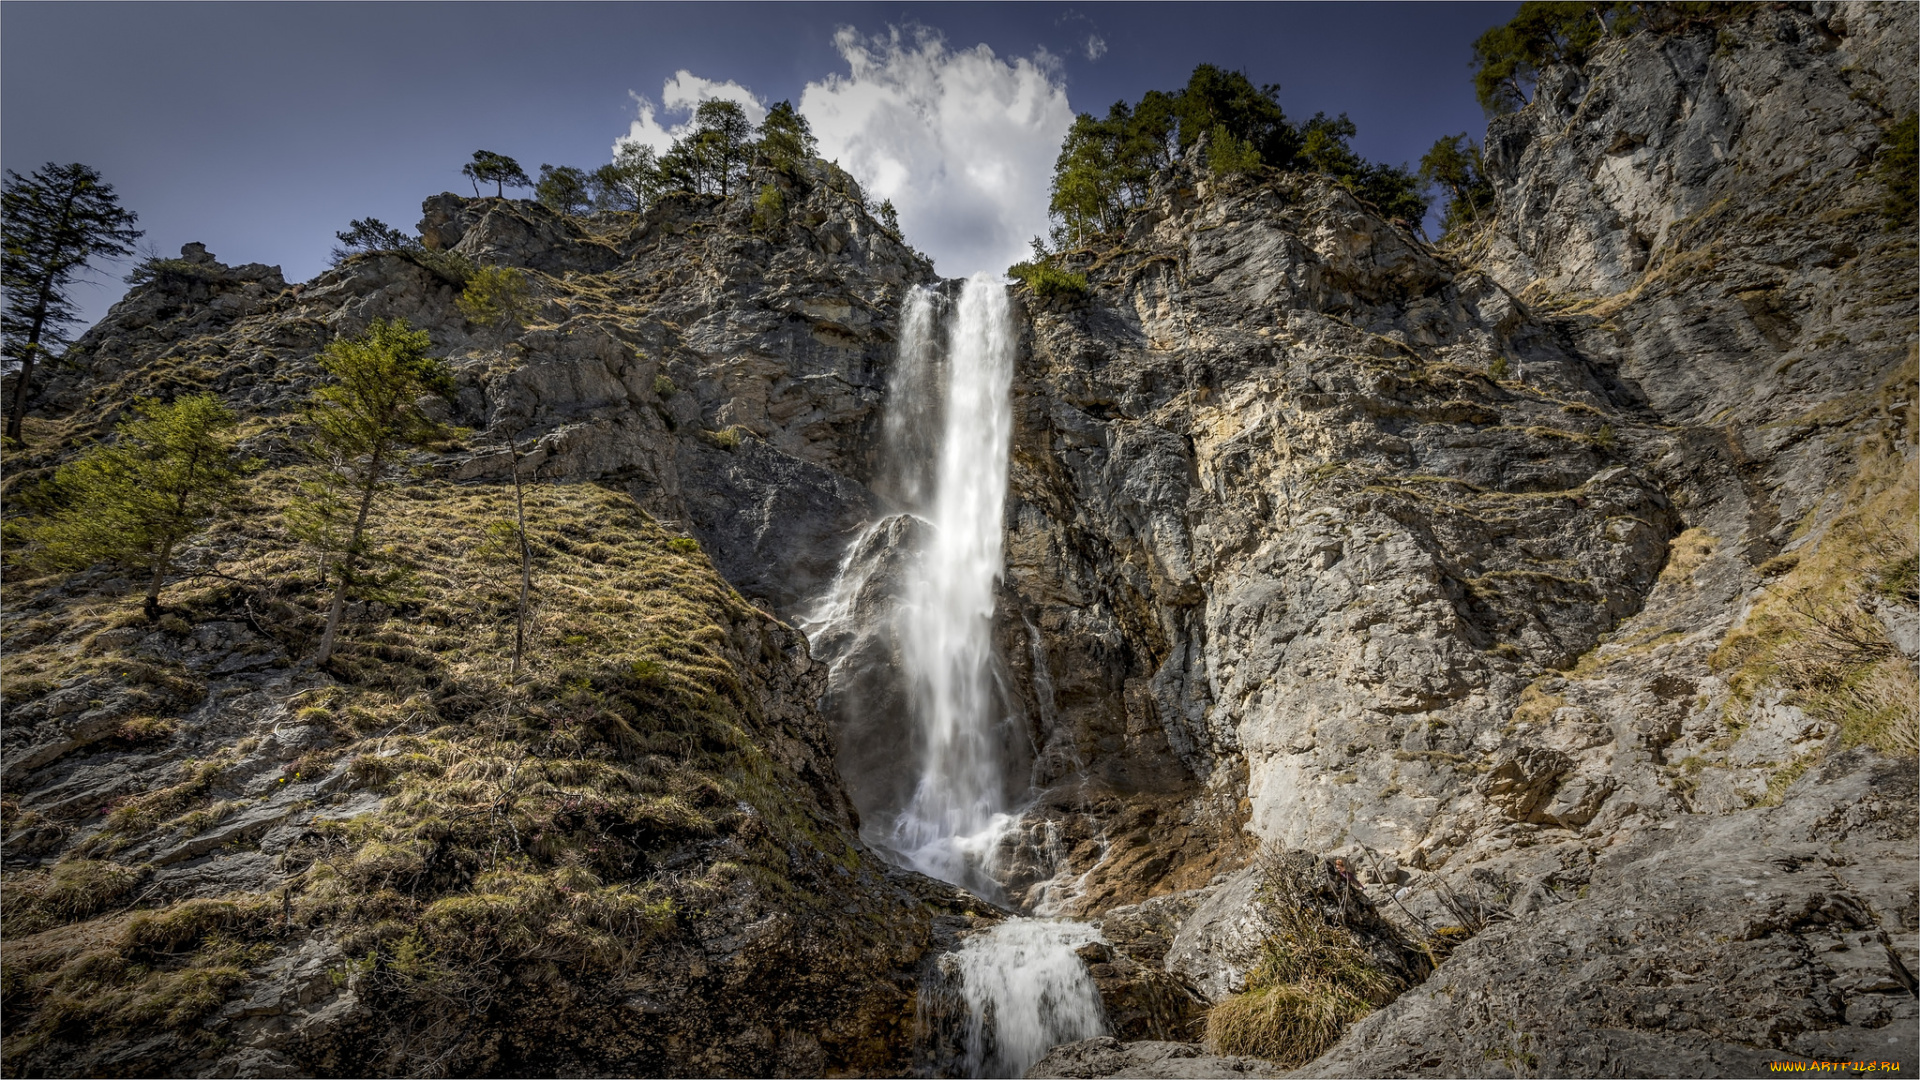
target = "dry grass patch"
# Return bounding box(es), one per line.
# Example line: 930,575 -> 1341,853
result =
1205,851 -> 1419,1067
1657,527 -> 1718,588
1713,377 -> 1918,760
0,895 -> 278,1059
3,463 -> 883,1070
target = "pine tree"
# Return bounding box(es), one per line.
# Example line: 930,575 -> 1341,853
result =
662,101 -> 758,197
1207,125 -> 1264,178
1420,134 -> 1497,237
591,143 -> 660,211
1173,65 -> 1298,166
1471,3 -> 1632,113
536,165 -> 591,215
290,319 -> 454,664
1049,110 -> 1127,244
2,163 -> 143,442
1298,113 -> 1426,224
457,265 -> 532,333
757,100 -> 818,172
19,393 -> 250,617
330,218 -> 415,264
461,151 -> 532,198
702,101 -> 757,198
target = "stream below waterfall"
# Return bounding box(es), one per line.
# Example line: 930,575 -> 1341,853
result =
802,273 -> 1110,1077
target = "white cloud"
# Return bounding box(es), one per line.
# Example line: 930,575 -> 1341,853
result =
616,71 -> 767,158
1084,34 -> 1107,61
800,26 -> 1073,277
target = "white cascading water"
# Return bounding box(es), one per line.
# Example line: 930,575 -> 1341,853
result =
890,273 -> 1021,890
943,919 -> 1109,1078
880,283 -> 945,508
806,273 -> 1109,1078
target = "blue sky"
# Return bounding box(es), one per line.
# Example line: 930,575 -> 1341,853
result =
2,2 -> 1512,331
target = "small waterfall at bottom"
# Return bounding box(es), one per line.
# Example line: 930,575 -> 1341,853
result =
921,918 -> 1110,1078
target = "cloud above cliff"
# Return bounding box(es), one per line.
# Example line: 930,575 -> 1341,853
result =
800,26 -> 1073,277
617,71 -> 768,156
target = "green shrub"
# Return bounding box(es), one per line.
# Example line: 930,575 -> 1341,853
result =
457,265 -> 531,331
750,184 -> 785,234
1208,124 -> 1264,177
1008,260 -> 1089,300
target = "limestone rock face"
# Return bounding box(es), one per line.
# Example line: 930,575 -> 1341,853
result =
1310,750 -> 1919,1077
995,4 -> 1917,1072
1004,170 -> 1683,902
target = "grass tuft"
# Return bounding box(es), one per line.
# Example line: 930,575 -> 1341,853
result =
1204,851 -> 1416,1066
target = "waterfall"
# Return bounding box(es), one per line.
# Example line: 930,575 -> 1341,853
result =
880,284 -> 945,507
804,272 -> 1108,1078
890,273 -> 1021,894
943,918 -> 1109,1078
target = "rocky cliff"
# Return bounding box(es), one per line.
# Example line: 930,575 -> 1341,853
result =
0,161 -> 1001,1077
1016,2 -> 1916,1074
1,2 -> 1915,1077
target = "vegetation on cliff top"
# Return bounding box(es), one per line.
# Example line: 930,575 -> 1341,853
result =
1042,64 -> 1429,252
1470,2 -> 1760,113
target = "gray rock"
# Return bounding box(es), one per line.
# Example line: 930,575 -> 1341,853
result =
1026,1037 -> 1279,1079
1164,868 -> 1278,1003
1306,750 -> 1920,1077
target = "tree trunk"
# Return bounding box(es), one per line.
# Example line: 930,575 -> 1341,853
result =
316,454 -> 384,665
6,345 -> 38,443
509,438 -> 532,682
144,535 -> 177,620
145,444 -> 206,620
7,188 -> 80,443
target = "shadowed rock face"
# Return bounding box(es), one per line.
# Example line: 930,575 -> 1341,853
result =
2,5 -> 1914,1076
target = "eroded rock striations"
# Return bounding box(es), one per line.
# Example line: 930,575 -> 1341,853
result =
0,3 -> 1914,1077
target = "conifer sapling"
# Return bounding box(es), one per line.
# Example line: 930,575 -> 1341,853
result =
20,393 -> 251,618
